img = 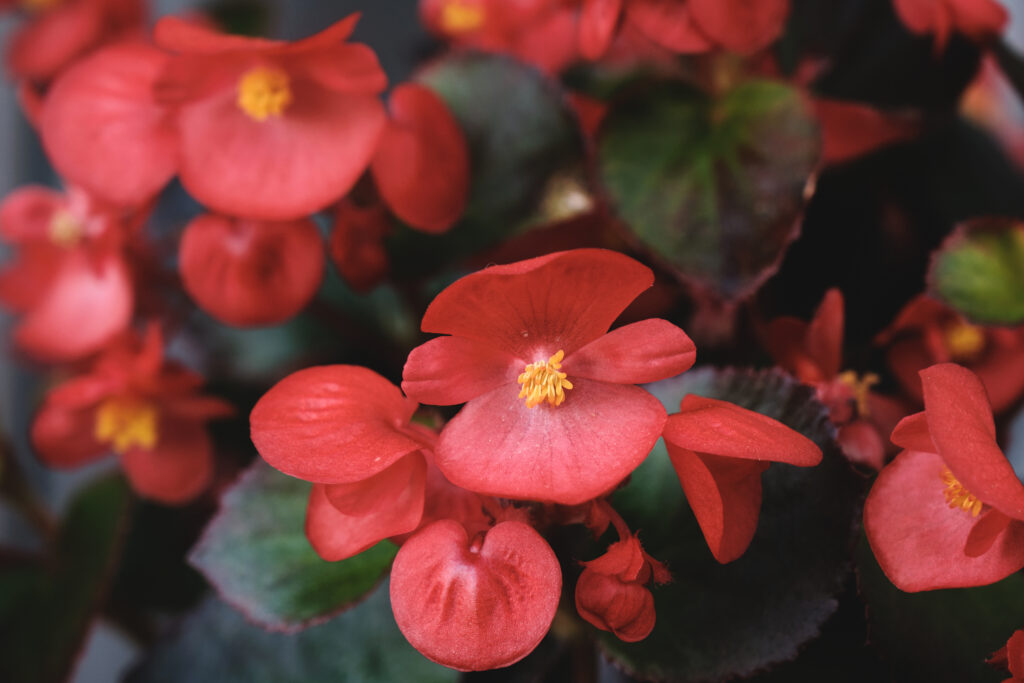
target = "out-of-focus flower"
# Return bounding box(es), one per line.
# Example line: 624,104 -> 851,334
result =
961,56 -> 1024,170
813,98 -> 921,166
329,198 -> 391,292
892,0 -> 1007,52
989,630 -> 1024,683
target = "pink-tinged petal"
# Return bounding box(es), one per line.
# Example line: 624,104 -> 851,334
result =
306,453 -> 426,561
5,0 -> 103,82
435,378 -> 666,505
890,411 -> 936,453
402,336 -> 520,406
390,520 -> 561,671
31,401 -> 107,469
421,249 -> 654,359
371,83 -> 469,234
837,420 -> 886,471
921,364 -> 1024,520
806,288 -> 844,380
175,87 -> 386,220
666,445 -> 767,563
154,16 -> 282,53
179,213 -> 324,327
0,186 -> 64,243
689,0 -> 790,53
120,419 -> 213,504
626,0 -> 713,53
564,319 -> 695,384
863,449 -> 1024,591
947,0 -> 1007,41
40,42 -> 177,207
0,244 -> 63,312
286,43 -> 387,94
964,509 -> 1013,558
578,0 -> 623,59
15,249 -> 133,363
575,570 -> 655,642
663,395 -> 822,466
250,365 -> 422,484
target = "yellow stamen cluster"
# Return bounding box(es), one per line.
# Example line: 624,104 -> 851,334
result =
440,0 -> 485,33
943,320 -> 986,360
94,397 -> 159,454
48,209 -> 84,248
837,370 -> 880,417
941,467 -> 983,517
518,350 -> 573,408
237,66 -> 293,122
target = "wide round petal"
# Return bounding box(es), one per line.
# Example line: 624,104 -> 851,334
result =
31,400 -> 107,469
863,449 -> 1024,591
688,0 -> 790,54
371,83 -> 469,234
575,569 -> 655,642
120,418 -> 213,504
175,84 -> 386,220
578,0 -> 623,59
564,318 -> 696,384
179,213 -> 325,327
435,378 -> 666,505
250,365 -> 422,484
626,0 -> 713,53
41,42 -> 177,207
402,336 -> 520,406
921,364 -> 1024,520
420,249 -> 654,359
0,186 -> 64,243
390,520 -> 561,671
5,0 -> 104,82
306,453 -> 427,561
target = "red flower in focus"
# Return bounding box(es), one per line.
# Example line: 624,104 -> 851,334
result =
990,630 -> 1024,683
401,248 -> 697,505
662,394 -> 822,563
178,213 -> 325,327
0,184 -> 133,361
31,325 -> 232,503
153,15 -> 388,219
877,294 -> 1024,413
864,363 -> 1024,591
3,0 -> 144,83
892,0 -> 1007,52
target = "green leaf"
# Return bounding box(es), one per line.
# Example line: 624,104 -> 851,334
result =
190,461 -> 397,630
0,475 -> 131,683
857,534 -> 1024,683
599,80 -> 820,300
928,218 -> 1024,325
128,583 -> 458,683
601,368 -> 861,682
388,52 -> 587,278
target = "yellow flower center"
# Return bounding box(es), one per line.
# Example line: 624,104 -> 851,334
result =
237,67 -> 292,122
440,0 -> 485,33
48,209 -> 84,248
943,320 -> 985,360
837,370 -> 879,417
518,350 -> 573,408
95,397 -> 159,454
941,467 -> 983,517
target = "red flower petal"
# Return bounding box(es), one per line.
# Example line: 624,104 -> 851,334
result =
863,449 -> 1024,591
688,0 -> 790,54
390,520 -> 561,671
6,0 -> 103,82
578,0 -> 623,59
371,83 -> 469,234
435,378 -> 666,505
837,420 -> 886,471
250,365 -> 422,484
41,42 -> 177,207
420,249 -> 654,359
306,453 -> 427,561
626,0 -> 713,53
964,509 -> 1013,558
0,186 -> 64,243
286,43 -> 388,94
564,318 -> 696,384
973,340 -> 1024,414
328,199 -> 391,292
179,213 -> 324,327
890,411 -> 936,453
947,0 -> 1008,40
575,570 -> 656,642
154,15 -> 283,53
814,98 -> 920,165
805,288 -> 844,381
31,401 -> 107,469
921,364 -> 1024,520
120,418 -> 213,504
0,244 -> 62,313
402,336 -> 520,406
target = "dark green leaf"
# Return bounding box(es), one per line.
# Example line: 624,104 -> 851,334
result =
128,583 -> 458,683
190,461 -> 398,630
928,218 -> 1024,325
599,80 -> 819,300
601,368 -> 862,682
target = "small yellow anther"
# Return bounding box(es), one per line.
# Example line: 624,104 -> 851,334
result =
48,209 -> 83,248
837,370 -> 879,417
95,397 -> 159,454
943,320 -> 986,360
237,66 -> 292,122
440,0 -> 485,33
517,350 -> 573,408
941,467 -> 983,517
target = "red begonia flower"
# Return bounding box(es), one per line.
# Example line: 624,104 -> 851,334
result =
687,0 -> 790,54
624,0 -> 712,54
40,41 -> 177,208
153,15 -> 387,220
878,295 -> 1024,413
813,98 -> 920,165
578,0 -> 623,59
370,83 -> 469,234
0,185 -> 133,361
251,365 -> 427,484
864,363 -> 1024,591
178,213 -> 324,327
989,630 -> 1024,683
663,395 -> 822,563
390,519 -> 561,671
892,0 -> 1007,52
401,249 -> 697,505
31,325 -> 232,503
329,198 -> 391,292
4,0 -> 144,83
